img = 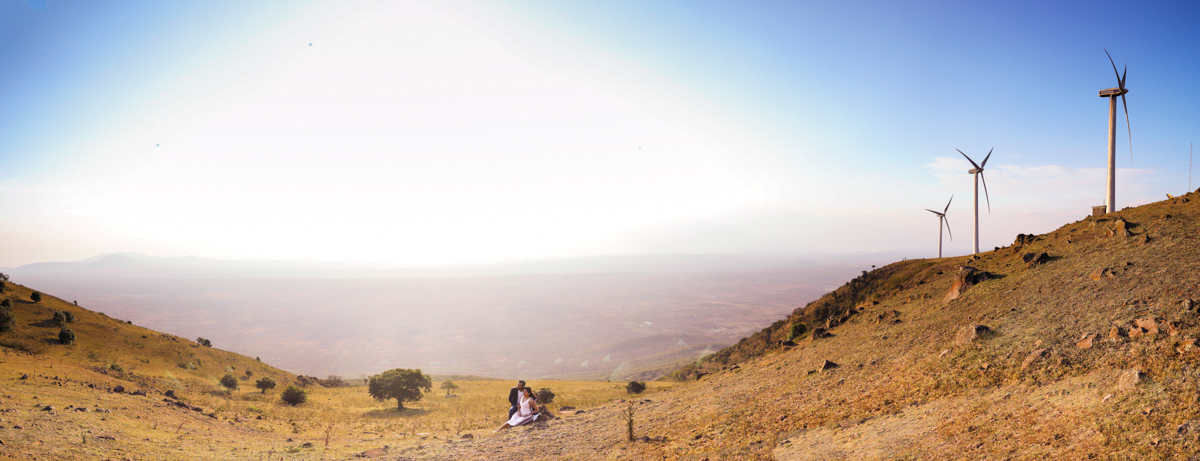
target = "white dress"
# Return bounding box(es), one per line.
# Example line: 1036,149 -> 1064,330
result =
505,396 -> 539,426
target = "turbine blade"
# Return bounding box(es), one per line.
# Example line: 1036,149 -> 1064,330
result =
979,172 -> 991,213
1121,93 -> 1132,163
1120,63 -> 1127,89
1105,49 -> 1122,86
926,209 -> 941,215
943,216 -> 953,240
981,148 -> 993,168
957,149 -> 981,169
943,194 -> 953,213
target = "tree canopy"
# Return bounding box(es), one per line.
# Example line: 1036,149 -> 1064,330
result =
255,377 -> 277,393
367,368 -> 432,410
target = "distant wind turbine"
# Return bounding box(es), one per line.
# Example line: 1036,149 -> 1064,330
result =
957,148 -> 992,255
925,195 -> 953,258
1099,49 -> 1132,213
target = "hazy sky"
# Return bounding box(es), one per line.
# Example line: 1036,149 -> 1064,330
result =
2,0 -> 1198,266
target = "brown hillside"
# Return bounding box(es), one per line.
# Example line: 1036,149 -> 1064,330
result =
400,192 -> 1200,459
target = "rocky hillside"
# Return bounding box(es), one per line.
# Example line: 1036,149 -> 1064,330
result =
396,191 -> 1200,459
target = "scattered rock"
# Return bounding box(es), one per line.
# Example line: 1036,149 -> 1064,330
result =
780,340 -> 797,347
164,390 -> 177,399
637,436 -> 651,442
1021,348 -> 1048,370
943,266 -> 989,303
1076,333 -> 1096,349
130,390 -> 146,397
1177,338 -> 1197,354
809,328 -> 829,341
1184,299 -> 1196,311
112,385 -> 124,393
1134,317 -> 1160,335
74,407 -> 88,412
40,405 -> 54,412
955,325 -> 993,345
1089,268 -> 1114,281
559,406 -> 575,411
1129,328 -> 1144,340
18,374 -> 28,380
256,415 -> 262,420
1168,322 -> 1182,336
460,433 -> 474,439
1023,252 -> 1051,268
820,360 -> 839,370
575,410 -> 585,414
1117,369 -> 1143,390
358,448 -> 387,458
301,442 -> 314,448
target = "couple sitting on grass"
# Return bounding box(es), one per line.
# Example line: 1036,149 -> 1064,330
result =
494,379 -> 554,432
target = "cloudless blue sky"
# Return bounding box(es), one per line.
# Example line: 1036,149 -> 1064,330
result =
1,0 -> 1198,266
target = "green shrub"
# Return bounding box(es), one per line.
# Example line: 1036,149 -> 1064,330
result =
30,292 -> 41,303
0,300 -> 15,333
536,387 -> 556,404
196,337 -> 212,347
626,381 -> 647,394
52,311 -> 67,326
256,377 -> 277,393
220,374 -> 239,390
787,323 -> 807,341
280,385 -> 307,405
64,311 -> 75,323
58,328 -> 76,345
109,363 -> 124,372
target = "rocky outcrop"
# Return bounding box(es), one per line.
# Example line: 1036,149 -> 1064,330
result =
955,325 -> 992,345
1023,252 -> 1051,269
943,266 -> 989,303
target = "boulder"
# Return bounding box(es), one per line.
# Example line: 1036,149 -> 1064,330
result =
943,266 -> 988,303
637,436 -> 651,442
1134,317 -> 1160,335
1089,268 -> 1114,281
1014,234 -> 1037,246
1076,333 -> 1096,349
955,325 -> 992,345
1184,299 -> 1196,311
460,433 -> 474,439
18,374 -> 28,380
809,328 -> 829,341
1020,348 -> 1048,370
820,360 -> 839,370
164,390 -> 177,399
41,405 -> 54,412
130,390 -> 146,397
1023,252 -> 1051,269
1177,338 -> 1197,354
301,442 -> 314,448
1117,369 -> 1143,390
358,448 -> 386,458
112,385 -> 124,393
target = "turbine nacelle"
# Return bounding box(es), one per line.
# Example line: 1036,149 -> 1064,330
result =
967,168 -> 982,174
1098,87 -> 1127,97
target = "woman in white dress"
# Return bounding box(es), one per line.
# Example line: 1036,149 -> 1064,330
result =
494,388 -> 540,432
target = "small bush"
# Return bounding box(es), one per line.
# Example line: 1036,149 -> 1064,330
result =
196,337 -> 212,347
256,377 -> 277,393
220,374 -> 239,390
536,387 -> 556,404
245,370 -> 254,378
109,363 -> 124,372
626,381 -> 647,394
0,280 -> 6,292
64,311 -> 75,323
787,323 -> 807,342
53,311 -> 68,326
59,328 -> 76,345
280,385 -> 307,405
321,375 -> 345,388
30,292 -> 41,303
0,300 -> 15,333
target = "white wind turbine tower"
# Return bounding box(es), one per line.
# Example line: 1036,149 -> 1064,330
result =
1099,49 -> 1132,213
925,195 -> 953,258
957,148 -> 992,255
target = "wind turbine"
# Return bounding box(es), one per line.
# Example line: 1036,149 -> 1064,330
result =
1099,49 -> 1131,213
957,148 -> 992,255
925,196 -> 953,258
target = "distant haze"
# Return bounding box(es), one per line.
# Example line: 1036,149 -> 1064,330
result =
8,253 -> 887,379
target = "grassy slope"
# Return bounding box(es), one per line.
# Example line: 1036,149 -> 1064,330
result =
400,192 -> 1200,459
0,283 -> 677,460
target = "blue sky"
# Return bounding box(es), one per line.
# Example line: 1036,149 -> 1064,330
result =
1,0 -> 1198,266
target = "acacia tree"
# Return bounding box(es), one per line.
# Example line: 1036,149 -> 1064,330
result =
255,377 -> 277,393
440,380 -> 458,396
220,374 -> 239,390
367,368 -> 431,410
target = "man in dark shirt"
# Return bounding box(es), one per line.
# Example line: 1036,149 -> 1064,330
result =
507,380 -> 526,419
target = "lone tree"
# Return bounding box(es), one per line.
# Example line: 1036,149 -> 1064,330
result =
59,328 -> 76,345
255,377 -> 277,393
440,380 -> 458,396
0,299 -> 15,333
626,381 -> 647,394
367,368 -> 432,410
30,291 -> 41,303
220,374 -> 239,390
280,385 -> 307,405
196,337 -> 212,347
